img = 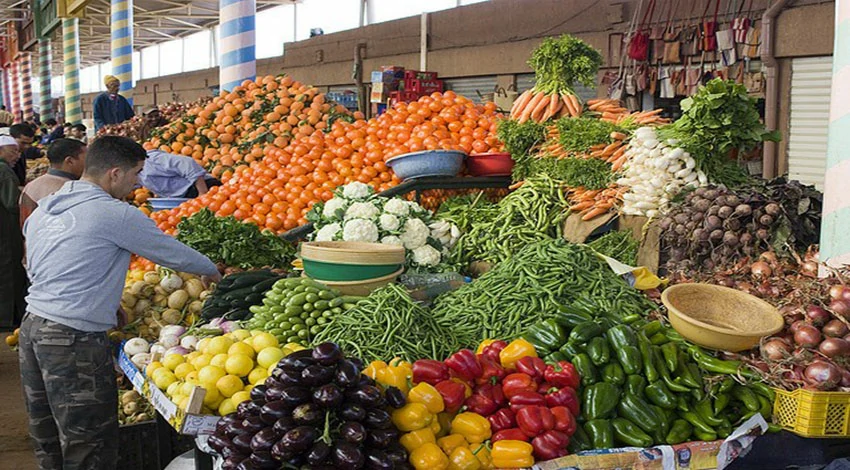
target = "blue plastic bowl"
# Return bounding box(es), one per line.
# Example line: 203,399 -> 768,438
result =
149,198 -> 190,212
386,150 -> 467,180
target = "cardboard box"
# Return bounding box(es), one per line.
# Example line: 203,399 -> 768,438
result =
371,67 -> 405,84
370,89 -> 388,104
371,81 -> 398,95
561,212 -> 661,274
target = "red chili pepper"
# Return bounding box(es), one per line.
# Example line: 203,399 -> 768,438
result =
531,430 -> 570,460
413,359 -> 450,385
544,361 -> 581,390
487,407 -> 516,433
516,406 -> 555,437
544,387 -> 580,417
476,355 -> 506,386
508,391 -> 546,413
515,356 -> 547,382
481,340 -> 508,363
445,349 -> 483,382
465,383 -> 505,416
502,373 -> 537,399
550,406 -> 577,436
491,428 -> 531,442
434,379 -> 466,413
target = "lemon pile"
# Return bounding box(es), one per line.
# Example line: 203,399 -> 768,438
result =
145,329 -> 303,416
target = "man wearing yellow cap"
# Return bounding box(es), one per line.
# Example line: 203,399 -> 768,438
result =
92,75 -> 134,131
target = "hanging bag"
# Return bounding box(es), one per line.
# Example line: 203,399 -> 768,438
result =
682,0 -> 702,56
662,0 -> 683,63
732,0 -> 754,43
716,0 -> 738,66
651,0 -> 669,61
628,0 -> 656,61
701,0 -> 721,52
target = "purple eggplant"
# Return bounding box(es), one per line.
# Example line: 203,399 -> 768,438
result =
335,359 -> 361,388
364,408 -> 392,430
365,429 -> 398,449
249,384 -> 267,403
292,402 -> 324,425
216,414 -> 240,434
248,451 -> 277,469
270,439 -> 293,462
302,364 -> 334,386
249,428 -> 280,452
225,419 -> 250,438
231,433 -> 254,455
280,426 -> 319,453
278,354 -> 315,375
347,385 -> 382,407
306,441 -> 332,465
386,445 -> 409,467
312,342 -> 343,366
339,403 -> 366,421
340,421 -> 367,445
313,383 -> 344,409
333,441 -> 365,469
259,400 -> 290,425
241,416 -> 264,433
384,386 -> 406,409
221,446 -> 245,460
237,401 -> 261,419
208,434 -> 232,454
365,449 -> 394,470
234,460 -> 256,470
278,386 -> 311,407
221,455 -> 246,470
272,416 -> 296,435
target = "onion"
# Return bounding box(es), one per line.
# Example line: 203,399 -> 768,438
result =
801,261 -> 818,277
161,325 -> 187,338
180,335 -> 199,350
841,369 -> 850,388
829,285 -> 847,300
804,361 -> 842,389
806,305 -> 831,326
759,251 -> 778,265
830,299 -> 850,317
759,214 -> 775,226
716,276 -> 735,288
220,321 -> 238,333
123,337 -> 150,356
159,335 -> 180,349
750,261 -> 772,278
785,312 -> 805,325
818,338 -> 850,358
166,346 -> 190,356
794,324 -> 822,348
764,203 -> 781,216
761,338 -> 792,361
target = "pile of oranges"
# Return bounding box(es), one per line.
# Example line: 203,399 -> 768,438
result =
129,255 -> 155,272
151,91 -> 504,234
144,75 -> 356,181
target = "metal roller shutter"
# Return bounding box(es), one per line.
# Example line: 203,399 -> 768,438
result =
443,76 -> 498,103
515,73 -> 597,102
787,56 -> 833,189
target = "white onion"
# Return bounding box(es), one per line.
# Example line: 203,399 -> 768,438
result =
150,344 -> 167,356
131,353 -> 151,369
180,335 -> 199,350
166,346 -> 190,356
160,325 -> 187,338
160,335 -> 180,349
123,338 -> 150,356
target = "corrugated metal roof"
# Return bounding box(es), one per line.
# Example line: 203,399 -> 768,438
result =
787,56 -> 833,190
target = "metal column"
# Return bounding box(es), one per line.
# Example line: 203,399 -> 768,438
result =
219,0 -> 256,92
10,60 -> 21,123
111,0 -> 134,103
20,53 -> 34,122
63,18 -> 82,125
38,39 -> 53,121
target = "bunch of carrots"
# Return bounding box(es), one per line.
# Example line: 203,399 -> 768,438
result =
567,185 -> 627,221
509,89 -> 583,123
587,98 -> 670,126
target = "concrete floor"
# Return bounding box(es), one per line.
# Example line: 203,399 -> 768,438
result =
0,333 -> 39,470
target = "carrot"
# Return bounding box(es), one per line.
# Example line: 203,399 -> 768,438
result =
587,98 -> 603,106
568,94 -> 582,116
570,201 -> 595,211
519,91 -> 546,123
530,93 -> 552,122
510,89 -> 533,118
611,155 -> 628,172
508,181 -> 525,190
589,100 -> 613,111
541,95 -> 562,122
560,94 -> 578,118
607,145 -> 627,163
601,112 -> 621,121
610,132 -> 628,141
582,206 -> 610,221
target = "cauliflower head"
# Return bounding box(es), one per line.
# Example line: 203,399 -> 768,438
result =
342,219 -> 379,243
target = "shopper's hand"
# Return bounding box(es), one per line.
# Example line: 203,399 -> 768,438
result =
116,306 -> 128,328
202,272 -> 222,288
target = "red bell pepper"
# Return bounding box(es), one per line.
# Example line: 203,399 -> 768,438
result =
516,406 -> 555,437
465,383 -> 505,416
531,430 -> 570,460
481,340 -> 508,363
434,380 -> 466,413
544,361 -> 581,390
445,349 -> 482,382
538,382 -> 555,395
516,356 -> 547,382
502,373 -> 537,399
508,391 -> 546,413
544,387 -> 580,417
476,355 -> 506,386
413,360 -> 450,385
487,407 -> 516,433
550,406 -> 576,436
491,428 -> 531,442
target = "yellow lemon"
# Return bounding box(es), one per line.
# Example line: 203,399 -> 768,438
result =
256,347 -> 285,369
153,369 -> 177,390
225,354 -> 254,377
166,381 -> 182,397
228,341 -> 256,359
231,329 -> 252,341
202,386 -> 222,407
216,374 -> 244,398
171,393 -> 186,406
251,332 -> 279,353
284,342 -> 306,352
174,363 -> 196,380
231,391 -> 251,406
218,398 -> 236,416
210,353 -> 229,369
186,351 -> 202,362
179,381 -> 196,396
198,365 -> 227,389
145,361 -> 164,377
248,367 -> 268,385
162,353 -> 185,371
196,338 -> 211,354
184,371 -> 199,384
250,330 -> 263,337
191,353 -> 212,369
243,384 -> 254,393
177,395 -> 191,411
206,336 -> 234,356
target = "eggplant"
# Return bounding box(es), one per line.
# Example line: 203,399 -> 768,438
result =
273,368 -> 302,386
238,401 -> 262,419
280,426 -> 319,453
347,385 -> 382,407
358,375 -> 377,387
306,441 -> 332,465
365,449 -> 394,470
285,455 -> 306,467
217,414 -> 240,435
333,441 -> 365,469
272,416 -> 296,435
349,357 -> 365,371
250,384 -> 268,403
248,451 -> 277,469
259,400 -> 290,425
340,421 -> 367,445
270,440 -> 293,462
339,403 -> 367,421
235,460 -> 256,470
264,386 -> 284,403
208,434 -> 232,454
222,446 -> 246,460
364,408 -> 392,430
292,402 -> 324,425
365,429 -> 398,449
312,342 -> 342,366
313,384 -> 344,409
278,386 -> 311,407
242,416 -> 264,433
386,445 -> 409,467
222,455 -> 246,470
278,354 -> 315,374
231,433 -> 254,455
384,386 -> 406,409
302,364 -> 335,386
225,420 -> 250,438
335,359 -> 362,388
249,428 -> 280,452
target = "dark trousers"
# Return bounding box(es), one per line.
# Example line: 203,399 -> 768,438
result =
18,313 -> 118,470
182,177 -> 222,199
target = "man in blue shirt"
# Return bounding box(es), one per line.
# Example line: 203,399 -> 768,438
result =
140,149 -> 221,198
92,75 -> 134,131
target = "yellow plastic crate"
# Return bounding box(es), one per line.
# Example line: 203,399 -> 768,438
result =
773,388 -> 850,437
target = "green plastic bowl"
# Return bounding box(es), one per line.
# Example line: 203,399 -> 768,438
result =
302,258 -> 402,282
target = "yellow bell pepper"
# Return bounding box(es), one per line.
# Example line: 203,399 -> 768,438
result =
491,441 -> 534,469
376,363 -> 411,394
451,412 -> 492,444
391,403 -> 433,432
472,444 -> 493,470
436,412 -> 454,438
364,360 -> 388,380
408,383 -> 445,414
475,339 -> 497,355
499,338 -> 538,370
437,434 -> 468,456
409,442 -> 449,470
448,446 -> 482,470
400,427 -> 436,453
430,416 -> 443,436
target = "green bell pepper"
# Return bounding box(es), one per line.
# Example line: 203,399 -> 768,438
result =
523,319 -> 566,354
617,392 -> 663,433
612,418 -> 653,448
637,331 -> 658,383
732,386 -> 761,412
559,341 -> 584,360
587,336 -> 611,366
695,399 -> 724,427
680,410 -> 716,436
665,419 -> 693,445
646,381 -> 678,410
642,320 -> 663,337
714,392 -> 730,415
584,419 -> 614,449
569,321 -> 604,343
625,375 -> 647,399
607,325 -> 642,375
568,421 -> 593,453
543,351 -> 570,364
572,353 -> 598,386
553,304 -> 593,328
660,342 -> 679,373
583,382 -> 620,420
602,363 -> 626,386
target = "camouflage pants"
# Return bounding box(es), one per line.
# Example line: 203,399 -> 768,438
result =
18,313 -> 118,470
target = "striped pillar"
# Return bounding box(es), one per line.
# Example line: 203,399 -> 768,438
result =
0,70 -> 5,108
38,39 -> 53,121
2,68 -> 11,112
219,0 -> 256,92
20,53 -> 34,122
63,18 -> 82,125
820,0 -> 850,267
10,60 -> 21,123
111,0 -> 133,103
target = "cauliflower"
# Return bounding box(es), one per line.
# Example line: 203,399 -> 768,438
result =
345,201 -> 381,220
342,182 -> 372,200
342,219 -> 379,243
383,198 -> 410,217
321,198 -> 348,219
412,245 -> 442,267
400,218 -> 430,249
379,214 -> 401,231
381,235 -> 403,246
315,223 -> 342,242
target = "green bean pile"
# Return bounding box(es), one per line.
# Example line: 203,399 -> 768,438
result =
432,239 -> 656,348
311,283 -> 461,362
435,193 -> 499,233
589,230 -> 640,266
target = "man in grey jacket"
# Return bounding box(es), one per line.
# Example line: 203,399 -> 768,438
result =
20,135 -> 221,469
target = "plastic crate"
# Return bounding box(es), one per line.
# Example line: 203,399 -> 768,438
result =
404,70 -> 438,81
118,420 -> 160,470
773,388 -> 850,437
403,78 -> 444,95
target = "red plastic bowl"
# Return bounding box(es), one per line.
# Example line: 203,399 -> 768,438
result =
466,153 -> 515,177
